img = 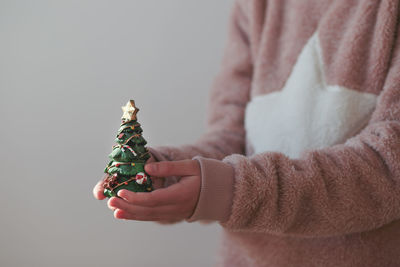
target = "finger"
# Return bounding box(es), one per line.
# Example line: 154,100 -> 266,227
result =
117,179 -> 189,206
109,196 -> 180,214
113,205 -> 184,221
93,178 -> 106,200
107,197 -> 119,210
109,197 -> 186,220
108,196 -> 161,212
145,160 -> 200,177
154,219 -> 183,225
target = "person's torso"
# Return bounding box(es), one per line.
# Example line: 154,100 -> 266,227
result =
223,0 -> 400,266
244,0 -> 398,159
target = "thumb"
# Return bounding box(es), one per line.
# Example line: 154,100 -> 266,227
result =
145,160 -> 200,177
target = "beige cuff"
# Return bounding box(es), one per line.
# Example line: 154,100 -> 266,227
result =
186,156 -> 235,223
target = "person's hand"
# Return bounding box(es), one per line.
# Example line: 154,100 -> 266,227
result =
92,154 -> 159,200
107,160 -> 201,221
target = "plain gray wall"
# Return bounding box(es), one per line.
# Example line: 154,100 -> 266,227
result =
0,0 -> 234,266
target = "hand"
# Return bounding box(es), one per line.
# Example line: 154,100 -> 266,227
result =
107,160 -> 201,221
92,154 -> 159,200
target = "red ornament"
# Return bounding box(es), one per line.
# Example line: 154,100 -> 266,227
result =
118,133 -> 125,139
116,163 -> 120,167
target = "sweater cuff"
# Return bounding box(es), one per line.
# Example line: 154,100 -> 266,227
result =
186,156 -> 235,223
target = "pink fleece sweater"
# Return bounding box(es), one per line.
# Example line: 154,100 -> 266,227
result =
150,0 -> 400,266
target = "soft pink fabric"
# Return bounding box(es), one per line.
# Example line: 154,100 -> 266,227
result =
149,0 -> 400,266
188,157 -> 234,222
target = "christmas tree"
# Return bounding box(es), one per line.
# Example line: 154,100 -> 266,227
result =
103,100 -> 153,197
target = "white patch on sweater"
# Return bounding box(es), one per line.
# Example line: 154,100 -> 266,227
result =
245,31 -> 378,158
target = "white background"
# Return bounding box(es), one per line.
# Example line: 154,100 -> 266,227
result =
0,0 -> 234,266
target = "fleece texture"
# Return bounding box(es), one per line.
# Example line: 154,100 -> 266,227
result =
150,0 -> 400,266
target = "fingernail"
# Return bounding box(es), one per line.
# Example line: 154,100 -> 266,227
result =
107,197 -> 116,208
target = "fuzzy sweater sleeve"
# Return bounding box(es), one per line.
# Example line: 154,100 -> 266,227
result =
149,0 -> 252,163
190,26 -> 400,236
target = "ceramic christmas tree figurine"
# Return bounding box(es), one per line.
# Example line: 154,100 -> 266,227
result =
103,100 -> 153,197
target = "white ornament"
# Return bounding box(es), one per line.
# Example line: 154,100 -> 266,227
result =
135,172 -> 147,185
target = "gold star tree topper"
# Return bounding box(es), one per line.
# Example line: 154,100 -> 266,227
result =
121,100 -> 139,122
